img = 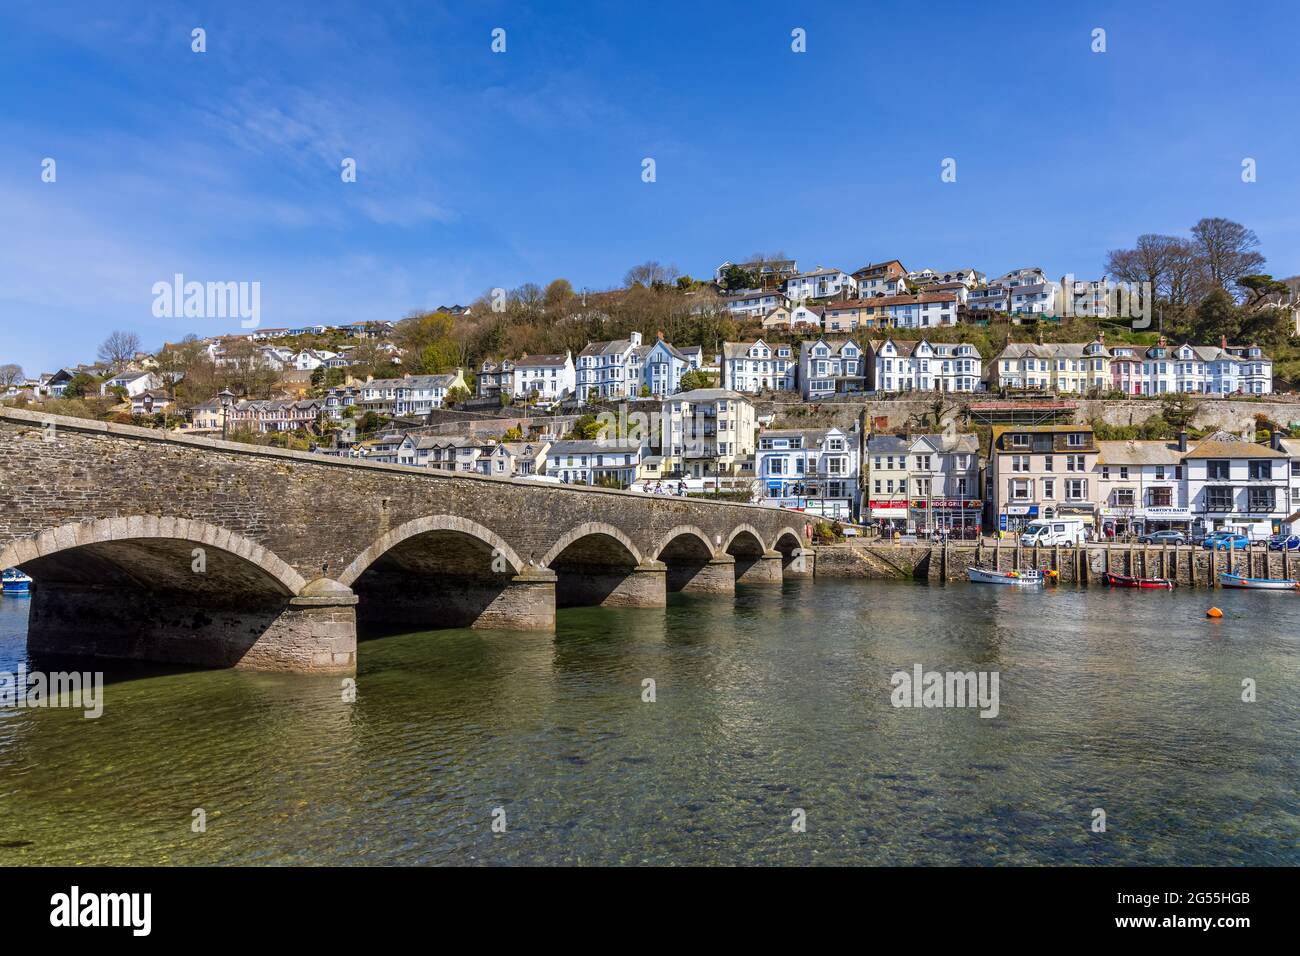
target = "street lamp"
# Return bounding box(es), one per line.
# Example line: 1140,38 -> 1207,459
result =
218,388 -> 234,441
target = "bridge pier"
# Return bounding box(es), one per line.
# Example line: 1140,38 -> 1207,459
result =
667,554 -> 736,595
781,548 -> 815,579
25,577 -> 358,674
472,570 -> 557,631
557,560 -> 667,608
735,551 -> 784,585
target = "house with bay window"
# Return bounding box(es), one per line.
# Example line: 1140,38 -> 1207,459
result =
721,339 -> 797,393
906,433 -> 982,534
755,427 -> 860,519
799,338 -> 865,398
988,424 -> 1099,533
866,434 -> 912,530
868,338 -> 982,393
1182,432 -> 1289,539
1095,439 -> 1189,536
512,352 -> 575,401
783,267 -> 857,303
576,331 -> 643,401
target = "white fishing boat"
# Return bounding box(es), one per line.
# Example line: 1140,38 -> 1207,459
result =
1219,572 -> 1298,591
1,568 -> 33,595
968,567 -> 1045,586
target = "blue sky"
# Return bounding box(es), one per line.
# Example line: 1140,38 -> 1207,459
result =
2,0 -> 1298,373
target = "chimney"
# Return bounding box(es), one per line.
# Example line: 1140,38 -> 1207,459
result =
1158,335 -> 1167,347
1097,330 -> 1104,342
1272,430 -> 1282,451
1178,430 -> 1188,452
657,329 -> 664,340
1220,334 -> 1228,350
1035,326 -> 1044,345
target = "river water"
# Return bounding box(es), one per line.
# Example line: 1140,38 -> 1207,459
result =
0,579 -> 1297,865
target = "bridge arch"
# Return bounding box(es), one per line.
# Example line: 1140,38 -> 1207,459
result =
772,527 -> 804,556
0,516 -> 306,595
651,525 -> 717,562
540,522 -> 644,569
722,524 -> 766,557
339,515 -> 535,635
339,514 -> 525,587
0,516 -> 340,671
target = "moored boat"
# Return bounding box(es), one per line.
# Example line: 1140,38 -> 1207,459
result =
1,568 -> 33,595
968,567 -> 1045,586
1218,572 -> 1298,590
1103,571 -> 1174,589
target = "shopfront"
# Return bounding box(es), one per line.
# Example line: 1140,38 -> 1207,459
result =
909,498 -> 983,537
870,499 -> 909,531
1099,506 -> 1192,538
997,504 -> 1039,533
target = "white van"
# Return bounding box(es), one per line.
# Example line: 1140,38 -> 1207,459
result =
1019,518 -> 1087,547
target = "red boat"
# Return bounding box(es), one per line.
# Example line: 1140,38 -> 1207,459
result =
1103,571 -> 1174,589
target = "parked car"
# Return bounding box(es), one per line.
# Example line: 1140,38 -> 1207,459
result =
1138,530 -> 1186,545
1268,534 -> 1300,552
1202,531 -> 1251,550
1019,518 -> 1087,547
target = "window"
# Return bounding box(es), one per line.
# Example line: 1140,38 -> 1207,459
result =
1044,455 -> 1053,472
1248,460 -> 1272,480
1248,487 -> 1275,513
1010,479 -> 1031,500
1205,487 -> 1234,511
1114,488 -> 1135,507
1043,478 -> 1055,499
1207,459 -> 1230,480
1066,432 -> 1086,447
1009,433 -> 1029,448
1149,486 -> 1172,508
1066,479 -> 1087,500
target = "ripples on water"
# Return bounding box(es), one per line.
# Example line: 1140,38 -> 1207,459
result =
0,580 -> 1297,865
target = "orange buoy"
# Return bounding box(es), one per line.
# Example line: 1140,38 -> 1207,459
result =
1049,569 -> 1059,578
1206,607 -> 1223,619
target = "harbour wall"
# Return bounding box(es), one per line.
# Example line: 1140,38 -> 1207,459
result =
814,540 -> 1297,588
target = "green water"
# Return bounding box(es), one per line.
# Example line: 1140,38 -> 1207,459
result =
1,579 -> 1297,865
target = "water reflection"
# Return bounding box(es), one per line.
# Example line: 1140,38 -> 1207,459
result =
0,581 -> 1296,865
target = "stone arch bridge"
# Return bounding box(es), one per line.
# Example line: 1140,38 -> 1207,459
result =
0,409 -> 811,673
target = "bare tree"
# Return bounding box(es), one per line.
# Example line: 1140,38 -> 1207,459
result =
624,261 -> 679,289
0,363 -> 23,387
97,330 -> 142,369
1191,217 -> 1266,296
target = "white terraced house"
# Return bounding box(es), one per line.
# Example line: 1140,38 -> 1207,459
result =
576,331 -> 643,401
545,439 -> 646,486
868,338 -> 982,393
755,426 -> 861,520
1095,439 -> 1190,537
1182,431 -> 1290,539
720,339 -> 797,393
1142,338 -> 1272,396
799,338 -> 866,398
358,370 -> 467,417
512,352 -> 575,401
723,288 -> 791,318
783,267 -> 857,303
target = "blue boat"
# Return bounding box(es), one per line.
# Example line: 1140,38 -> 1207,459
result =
1,568 -> 32,595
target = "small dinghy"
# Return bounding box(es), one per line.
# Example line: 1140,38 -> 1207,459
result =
968,567 -> 1044,586
1103,572 -> 1174,589
1,568 -> 32,595
1219,572 -> 1298,590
